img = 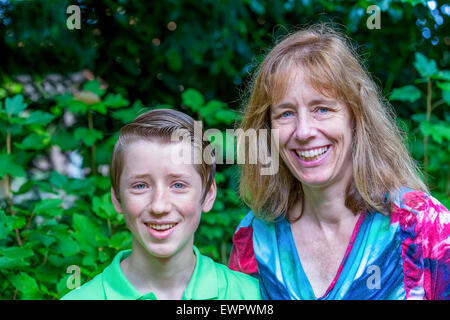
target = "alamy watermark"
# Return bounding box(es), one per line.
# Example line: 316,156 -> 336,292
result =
66,265 -> 81,289
366,5 -> 381,30
170,121 -> 280,175
366,265 -> 381,290
66,5 -> 81,30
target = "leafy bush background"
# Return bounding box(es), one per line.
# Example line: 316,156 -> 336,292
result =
0,0 -> 448,299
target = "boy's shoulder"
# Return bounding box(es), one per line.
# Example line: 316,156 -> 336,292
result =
60,250 -> 132,300
60,272 -> 105,300
193,247 -> 260,300
213,259 -> 261,299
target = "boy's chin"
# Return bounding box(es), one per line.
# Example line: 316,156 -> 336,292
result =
143,241 -> 193,260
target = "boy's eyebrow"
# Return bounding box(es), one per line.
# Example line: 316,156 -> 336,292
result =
128,173 -> 151,179
127,173 -> 192,180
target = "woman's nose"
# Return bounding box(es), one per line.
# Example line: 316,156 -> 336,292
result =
294,114 -> 316,141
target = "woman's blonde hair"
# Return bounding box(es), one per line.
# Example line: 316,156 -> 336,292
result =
239,23 -> 428,222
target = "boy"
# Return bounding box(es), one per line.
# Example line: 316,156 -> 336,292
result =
61,108 -> 261,300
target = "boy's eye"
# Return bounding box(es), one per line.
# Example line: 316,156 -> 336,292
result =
133,183 -> 147,190
173,182 -> 185,189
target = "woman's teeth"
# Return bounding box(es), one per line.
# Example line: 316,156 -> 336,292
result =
147,223 -> 176,231
296,146 -> 329,161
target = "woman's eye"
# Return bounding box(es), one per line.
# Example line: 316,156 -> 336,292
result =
280,111 -> 293,118
316,107 -> 329,114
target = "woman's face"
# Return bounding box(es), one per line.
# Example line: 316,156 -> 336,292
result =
270,69 -> 354,190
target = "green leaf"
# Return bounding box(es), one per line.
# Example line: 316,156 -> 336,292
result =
5,94 -> 27,116
7,215 -> 26,229
431,70 -> 450,81
89,102 -> 107,114
199,100 -> 223,121
109,231 -> 132,250
24,111 -> 55,126
0,88 -> 7,100
111,100 -> 146,123
436,82 -> 450,105
67,99 -> 88,115
0,246 -> 34,269
74,127 -> 104,146
214,108 -> 239,125
414,53 -> 438,78
26,230 -> 56,247
390,85 -> 421,102
72,213 -> 104,254
51,130 -> 80,151
15,132 -> 49,150
83,80 -> 106,97
92,193 -> 117,220
419,122 -> 450,143
249,0 -> 265,15
66,178 -> 96,196
54,93 -> 73,107
0,210 -> 11,240
53,236 -> 80,257
0,153 -> 26,178
49,170 -> 70,189
182,89 -> 204,112
443,91 -> 450,106
10,272 -> 40,299
103,93 -> 129,109
34,198 -> 63,215
399,0 -> 425,6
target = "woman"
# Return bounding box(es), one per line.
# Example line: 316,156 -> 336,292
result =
228,24 -> 449,300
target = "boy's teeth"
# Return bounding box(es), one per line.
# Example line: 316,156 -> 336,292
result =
147,223 -> 176,231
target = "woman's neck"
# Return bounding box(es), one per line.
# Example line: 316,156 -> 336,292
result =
296,175 -> 358,230
120,240 -> 196,299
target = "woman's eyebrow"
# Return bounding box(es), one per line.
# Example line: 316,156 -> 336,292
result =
308,98 -> 337,107
272,102 -> 294,110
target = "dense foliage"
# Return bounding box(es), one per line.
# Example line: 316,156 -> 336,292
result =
0,0 -> 448,299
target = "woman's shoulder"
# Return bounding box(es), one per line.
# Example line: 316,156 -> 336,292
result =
390,187 -> 449,300
390,187 -> 449,261
390,187 -> 449,227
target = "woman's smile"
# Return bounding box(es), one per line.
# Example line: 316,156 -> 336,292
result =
292,145 -> 332,166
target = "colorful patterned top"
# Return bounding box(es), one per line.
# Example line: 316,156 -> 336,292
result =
228,188 -> 450,300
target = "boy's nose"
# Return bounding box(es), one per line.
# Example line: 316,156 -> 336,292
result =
149,189 -> 171,215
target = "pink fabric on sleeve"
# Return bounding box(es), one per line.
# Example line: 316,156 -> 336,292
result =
228,226 -> 259,276
391,190 -> 450,300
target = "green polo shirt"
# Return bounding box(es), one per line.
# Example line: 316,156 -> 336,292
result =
61,246 -> 260,300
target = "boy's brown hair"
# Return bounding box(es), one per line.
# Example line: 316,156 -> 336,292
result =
110,108 -> 215,203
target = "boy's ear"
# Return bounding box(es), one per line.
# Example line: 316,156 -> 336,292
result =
111,186 -> 123,214
201,179 -> 217,213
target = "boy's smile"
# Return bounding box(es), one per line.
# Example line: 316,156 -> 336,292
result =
111,139 -> 216,259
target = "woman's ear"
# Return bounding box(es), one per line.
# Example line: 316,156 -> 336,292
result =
111,186 -> 123,214
202,179 -> 217,213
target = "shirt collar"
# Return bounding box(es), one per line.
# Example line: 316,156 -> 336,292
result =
102,249 -> 157,300
182,246 -> 218,300
102,246 -> 218,300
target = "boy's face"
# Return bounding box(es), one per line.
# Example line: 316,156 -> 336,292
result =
111,139 -> 216,258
